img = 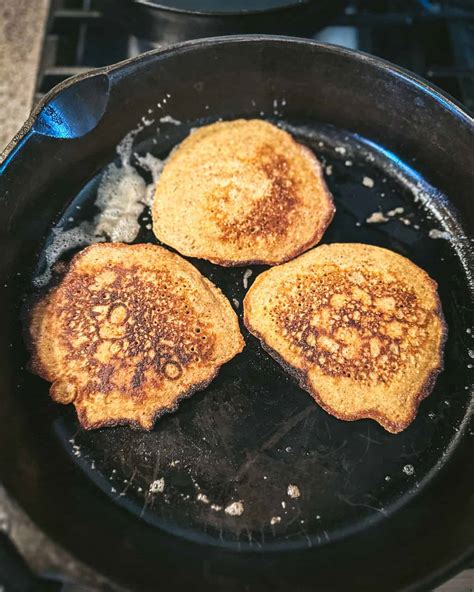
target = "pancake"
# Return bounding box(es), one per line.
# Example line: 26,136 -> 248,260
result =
28,243 -> 244,430
152,119 -> 335,266
244,243 -> 446,433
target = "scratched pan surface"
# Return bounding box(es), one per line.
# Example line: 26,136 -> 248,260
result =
0,38 -> 472,592
29,117 -> 473,548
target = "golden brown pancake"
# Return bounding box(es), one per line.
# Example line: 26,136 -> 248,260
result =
244,243 -> 446,433
152,119 -> 335,266
28,243 -> 244,430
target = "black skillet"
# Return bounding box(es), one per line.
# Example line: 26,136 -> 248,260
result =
0,36 -> 473,592
103,0 -> 346,43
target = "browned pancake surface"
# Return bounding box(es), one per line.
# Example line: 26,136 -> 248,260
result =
152,119 -> 334,266
28,243 -> 244,430
244,243 -> 446,433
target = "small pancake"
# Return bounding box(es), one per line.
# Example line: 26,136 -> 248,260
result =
152,119 -> 335,266
28,243 -> 244,430
244,243 -> 446,433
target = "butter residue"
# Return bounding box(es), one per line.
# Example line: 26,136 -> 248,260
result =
93,162 -> 147,243
33,130 -> 164,288
33,223 -> 105,288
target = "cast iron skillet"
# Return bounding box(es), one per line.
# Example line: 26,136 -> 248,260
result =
0,36 -> 473,592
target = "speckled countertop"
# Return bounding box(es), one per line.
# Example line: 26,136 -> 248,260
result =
0,486 -> 114,590
0,3 -> 472,591
0,0 -> 50,152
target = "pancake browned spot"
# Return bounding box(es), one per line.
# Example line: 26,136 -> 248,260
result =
28,243 -> 244,430
152,119 -> 335,266
244,243 -> 446,433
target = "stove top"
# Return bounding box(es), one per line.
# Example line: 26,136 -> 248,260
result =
37,0 -> 474,112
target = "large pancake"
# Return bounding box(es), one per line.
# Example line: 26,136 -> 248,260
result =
28,243 -> 244,430
152,119 -> 335,266
244,243 -> 446,433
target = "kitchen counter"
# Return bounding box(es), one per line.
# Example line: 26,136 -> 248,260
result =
0,0 -> 50,152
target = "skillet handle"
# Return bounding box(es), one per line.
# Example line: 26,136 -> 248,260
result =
0,70 -> 110,175
0,531 -> 61,592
